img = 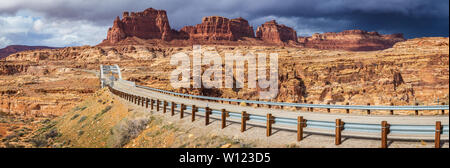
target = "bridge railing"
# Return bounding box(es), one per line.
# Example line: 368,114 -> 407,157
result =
107,86 -> 449,148
135,85 -> 449,113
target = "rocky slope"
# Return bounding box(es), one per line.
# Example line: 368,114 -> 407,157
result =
0,45 -> 57,59
5,37 -> 448,115
298,30 -> 405,51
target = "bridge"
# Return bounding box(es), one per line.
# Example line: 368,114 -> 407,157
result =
100,65 -> 449,148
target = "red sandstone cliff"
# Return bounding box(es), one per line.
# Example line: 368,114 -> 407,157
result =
256,20 -> 298,44
298,30 -> 405,51
180,16 -> 255,41
104,8 -> 173,44
100,8 -> 405,51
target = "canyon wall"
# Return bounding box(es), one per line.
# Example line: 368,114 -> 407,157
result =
179,16 -> 255,41
256,20 -> 298,44
104,8 -> 173,44
298,30 -> 406,51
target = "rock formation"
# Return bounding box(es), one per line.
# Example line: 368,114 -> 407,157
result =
179,16 -> 255,41
298,30 -> 405,51
256,20 -> 298,44
104,8 -> 173,44
0,45 -> 56,59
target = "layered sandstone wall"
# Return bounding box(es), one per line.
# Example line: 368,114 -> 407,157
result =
105,8 -> 173,44
256,20 -> 298,44
180,16 -> 255,41
298,30 -> 406,51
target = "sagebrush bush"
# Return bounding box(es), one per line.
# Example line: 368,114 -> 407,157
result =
107,117 -> 150,148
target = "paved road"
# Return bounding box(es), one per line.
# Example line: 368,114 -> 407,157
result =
111,79 -> 449,140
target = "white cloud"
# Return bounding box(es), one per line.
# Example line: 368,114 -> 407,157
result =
0,37 -> 12,48
0,12 -> 108,47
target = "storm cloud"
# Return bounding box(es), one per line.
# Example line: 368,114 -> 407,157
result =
0,0 -> 448,48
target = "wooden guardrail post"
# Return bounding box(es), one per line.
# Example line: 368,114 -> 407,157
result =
367,103 -> 371,115
192,105 -> 196,122
145,98 -> 149,109
156,100 -> 160,112
327,102 -> 331,113
390,103 -> 394,115
150,99 -> 154,110
180,104 -> 185,119
266,113 -> 275,137
309,102 -> 314,112
415,103 -> 419,115
435,121 -> 442,148
205,107 -> 211,126
381,121 -> 389,148
346,102 -> 350,114
241,111 -> 249,132
441,102 -> 445,115
171,102 -> 175,116
137,97 -> 141,106
141,97 -> 144,107
163,101 -> 167,114
335,119 -> 343,145
297,116 -> 305,141
221,109 -> 227,129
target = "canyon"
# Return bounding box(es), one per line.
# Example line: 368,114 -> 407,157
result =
0,7 -> 447,148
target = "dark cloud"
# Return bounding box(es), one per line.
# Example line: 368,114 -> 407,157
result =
0,0 -> 448,47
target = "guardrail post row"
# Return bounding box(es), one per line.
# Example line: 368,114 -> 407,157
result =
266,113 -> 275,137
192,105 -> 196,122
381,121 -> 389,148
205,107 -> 211,126
367,103 -> 371,115
335,119 -> 343,145
163,101 -> 167,114
415,103 -> 419,115
435,121 -> 442,148
297,116 -> 305,141
171,102 -> 175,116
221,109 -> 227,129
241,111 -> 249,132
180,104 -> 185,119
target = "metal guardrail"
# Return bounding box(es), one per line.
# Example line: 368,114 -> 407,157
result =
108,84 -> 449,148
101,64 -> 449,148
136,85 -> 449,111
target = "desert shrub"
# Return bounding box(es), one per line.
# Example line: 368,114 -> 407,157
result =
101,105 -> 112,114
45,128 -> 59,139
30,137 -> 48,147
107,117 -> 150,148
94,105 -> 113,120
78,116 -> 87,123
77,130 -> 85,136
73,106 -> 87,112
70,114 -> 80,120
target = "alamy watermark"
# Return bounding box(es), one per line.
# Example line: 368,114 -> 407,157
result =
170,45 -> 278,99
